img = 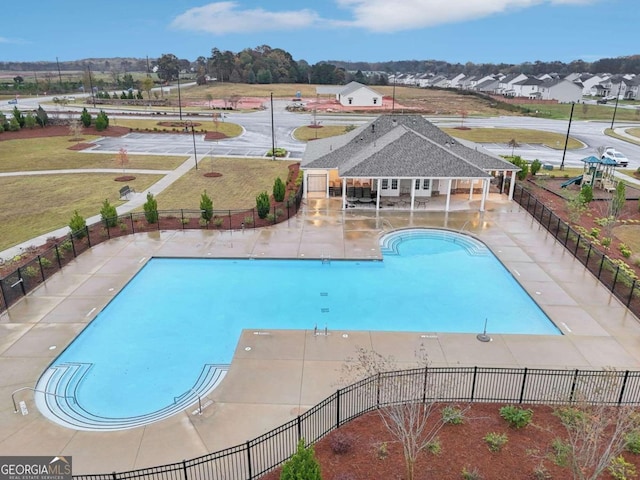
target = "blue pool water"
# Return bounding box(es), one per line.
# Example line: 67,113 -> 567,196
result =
37,229 -> 560,430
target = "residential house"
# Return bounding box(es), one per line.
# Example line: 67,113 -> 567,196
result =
498,73 -> 528,96
335,82 -> 383,107
301,115 -> 520,212
512,77 -> 544,98
475,78 -> 500,94
538,78 -> 583,103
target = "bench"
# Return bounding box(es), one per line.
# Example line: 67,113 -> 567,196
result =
119,185 -> 134,199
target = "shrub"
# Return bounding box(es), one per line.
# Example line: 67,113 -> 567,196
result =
551,438 -> 570,467
273,177 -> 286,202
80,108 -> 92,127
579,183 -> 593,203
143,192 -> 158,224
608,455 -> 637,480
590,227 -> 600,238
60,240 -> 73,252
625,430 -> 640,455
119,222 -> 128,233
376,442 -> 388,460
280,439 -> 321,480
484,432 -> 508,452
267,147 -> 287,158
256,191 -> 270,219
530,159 -> 542,176
461,466 -> 483,479
499,405 -> 533,429
95,110 -> 109,131
427,438 -> 441,455
39,257 -> 52,269
266,212 -> 277,222
532,463 -> 552,480
200,190 -> 213,223
442,405 -> 466,425
243,215 -> 254,226
602,237 -> 612,248
212,217 -> 224,228
100,199 -> 118,227
22,265 -> 38,278
329,431 -> 353,455
69,210 -> 87,239
620,243 -> 632,258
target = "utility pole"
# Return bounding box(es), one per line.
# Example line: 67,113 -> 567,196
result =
177,72 -> 183,121
56,57 -> 63,88
88,65 -> 96,109
270,92 -> 276,161
610,82 -> 623,130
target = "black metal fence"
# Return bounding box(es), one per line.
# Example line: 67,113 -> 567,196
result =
72,366 -> 640,480
512,183 -> 640,317
0,188 -> 303,314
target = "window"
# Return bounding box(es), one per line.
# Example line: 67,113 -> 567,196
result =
373,98 -> 378,105
415,179 -> 420,189
348,98 -> 353,105
391,179 -> 398,190
423,179 -> 430,189
382,179 -> 388,190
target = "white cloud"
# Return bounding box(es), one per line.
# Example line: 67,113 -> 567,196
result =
170,2 -> 320,34
333,0 -> 598,32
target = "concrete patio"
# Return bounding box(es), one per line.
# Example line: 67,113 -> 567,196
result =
1,196 -> 639,475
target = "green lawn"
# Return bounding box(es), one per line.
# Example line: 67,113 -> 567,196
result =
519,103 -> 640,122
0,136 -> 186,172
151,157 -> 295,211
627,128 -> 640,139
293,125 -> 354,141
0,173 -> 162,251
441,128 -> 583,149
112,118 -> 243,136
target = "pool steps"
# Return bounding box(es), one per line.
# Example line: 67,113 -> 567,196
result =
35,363 -> 228,431
380,229 -> 488,257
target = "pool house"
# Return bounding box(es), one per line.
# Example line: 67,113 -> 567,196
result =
301,115 -> 520,211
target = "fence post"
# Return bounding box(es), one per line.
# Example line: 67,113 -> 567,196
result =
112,471 -> 117,480
228,210 -> 231,229
422,366 -> 428,404
70,235 -> 77,258
182,460 -> 188,480
573,234 -> 580,257
85,226 -> 91,247
555,217 -> 561,238
16,269 -> 26,295
612,266 -> 620,292
618,371 -> 630,405
181,210 -> 185,230
336,389 -> 341,428
564,224 -> 570,247
598,255 -> 605,279
470,366 -> 478,401
297,415 -> 302,441
0,278 -> 8,309
569,369 -> 579,403
55,245 -> 62,268
106,220 -> 111,239
37,255 -> 45,282
246,441 -> 253,480
518,368 -> 528,404
586,244 -> 592,265
130,213 -> 135,233
376,373 -> 381,407
628,280 -> 637,307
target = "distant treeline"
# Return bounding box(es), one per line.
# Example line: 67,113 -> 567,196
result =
2,50 -> 639,87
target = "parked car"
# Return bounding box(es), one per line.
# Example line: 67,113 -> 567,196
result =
596,98 -> 607,104
8,98 -> 17,104
602,147 -> 629,167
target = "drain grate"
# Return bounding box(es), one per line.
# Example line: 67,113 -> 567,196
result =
320,292 -> 328,297
321,308 -> 330,313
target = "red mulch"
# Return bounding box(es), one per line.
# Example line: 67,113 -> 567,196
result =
204,131 -> 229,141
115,176 -> 136,182
67,142 -> 95,151
261,403 -> 637,480
203,172 -> 223,178
0,125 -> 129,141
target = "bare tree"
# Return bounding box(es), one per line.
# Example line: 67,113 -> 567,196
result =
116,147 -> 129,175
68,119 -> 83,140
554,369 -> 640,480
340,346 -> 467,480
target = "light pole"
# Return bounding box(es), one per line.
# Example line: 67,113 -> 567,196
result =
176,72 -> 183,121
186,121 -> 198,170
560,102 -> 575,171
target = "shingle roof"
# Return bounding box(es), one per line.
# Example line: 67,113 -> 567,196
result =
302,115 -> 518,178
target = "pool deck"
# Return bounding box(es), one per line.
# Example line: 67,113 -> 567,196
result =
1,196 -> 640,474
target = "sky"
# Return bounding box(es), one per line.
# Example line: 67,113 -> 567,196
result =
1,0 -> 638,66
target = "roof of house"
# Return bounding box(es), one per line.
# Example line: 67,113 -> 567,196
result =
514,78 -> 544,86
302,115 -> 518,179
339,81 -> 382,97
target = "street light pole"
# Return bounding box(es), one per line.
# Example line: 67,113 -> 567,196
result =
560,102 -> 575,171
270,92 -> 276,161
177,72 -> 183,121
188,121 -> 198,170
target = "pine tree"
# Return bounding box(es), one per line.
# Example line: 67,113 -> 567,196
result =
280,439 -> 321,480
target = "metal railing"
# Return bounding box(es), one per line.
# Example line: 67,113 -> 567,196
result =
512,183 -> 640,317
71,366 -> 640,480
0,188 -> 303,313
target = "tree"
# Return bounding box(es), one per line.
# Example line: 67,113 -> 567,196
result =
12,106 -> 24,128
553,370 -> 640,480
69,210 -> 87,239
256,191 -> 270,219
35,106 -> 48,128
143,192 -> 158,224
116,148 -> 129,174
24,113 -> 36,129
141,76 -> 154,105
612,181 -> 626,218
100,199 -> 118,228
156,53 -> 180,82
80,107 -> 92,128
340,346 -> 464,480
95,110 -> 109,131
273,177 -> 286,202
508,138 -> 519,156
280,439 -> 321,480
200,190 -> 213,224
68,119 -> 84,139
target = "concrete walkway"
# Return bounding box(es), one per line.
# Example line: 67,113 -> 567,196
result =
1,197 -> 639,475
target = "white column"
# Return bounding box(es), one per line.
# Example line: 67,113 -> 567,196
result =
445,179 -> 452,211
480,178 -> 489,212
376,179 -> 381,211
410,178 -> 416,210
325,173 -> 330,198
303,171 -> 308,199
469,179 -> 474,200
508,171 -> 516,200
341,177 -> 347,210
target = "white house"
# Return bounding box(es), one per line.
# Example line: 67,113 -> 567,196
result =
335,82 -> 383,107
498,73 -> 528,96
538,78 -> 583,103
512,78 -> 543,98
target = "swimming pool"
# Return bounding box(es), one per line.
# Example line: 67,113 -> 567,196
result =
36,228 -> 560,430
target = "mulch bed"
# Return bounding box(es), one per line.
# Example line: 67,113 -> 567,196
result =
203,172 -> 223,178
204,131 -> 229,141
67,142 -> 95,151
114,176 -> 136,182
